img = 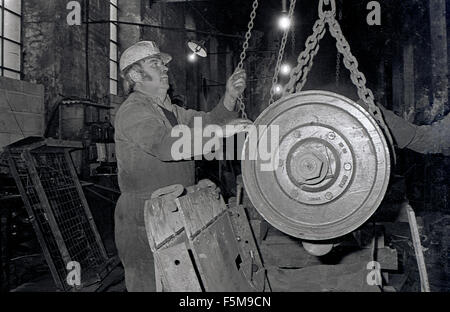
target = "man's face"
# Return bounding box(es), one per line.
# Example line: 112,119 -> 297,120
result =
138,56 -> 169,93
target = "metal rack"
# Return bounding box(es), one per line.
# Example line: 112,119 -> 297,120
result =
4,137 -> 116,291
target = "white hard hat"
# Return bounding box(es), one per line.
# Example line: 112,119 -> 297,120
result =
119,41 -> 172,72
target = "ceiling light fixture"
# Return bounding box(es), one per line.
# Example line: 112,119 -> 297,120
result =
280,63 -> 291,75
188,52 -> 197,62
187,39 -> 208,58
274,84 -> 283,94
278,0 -> 291,30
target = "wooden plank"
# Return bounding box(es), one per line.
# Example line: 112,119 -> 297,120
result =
176,186 -> 227,239
190,213 -> 253,291
228,204 -> 263,268
404,203 -> 430,292
154,242 -> 202,292
6,152 -> 65,290
145,184 -> 197,292
64,151 -> 108,260
144,185 -> 185,252
153,231 -> 191,291
228,204 -> 268,291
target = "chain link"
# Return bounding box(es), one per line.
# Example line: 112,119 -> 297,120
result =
268,0 -> 297,105
335,6 -> 342,87
335,53 -> 341,87
284,0 -> 396,159
291,25 -> 296,58
326,14 -> 395,153
319,0 -> 336,19
283,15 -> 326,94
237,0 -> 259,71
236,0 -> 259,119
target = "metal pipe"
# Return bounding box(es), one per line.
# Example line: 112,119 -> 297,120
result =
85,20 -> 243,39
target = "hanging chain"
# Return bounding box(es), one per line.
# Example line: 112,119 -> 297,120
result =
284,0 -> 396,158
318,0 -> 336,18
283,15 -> 326,94
335,5 -> 342,87
291,24 -> 296,58
268,0 -> 297,106
335,51 -> 341,87
326,13 -> 395,152
236,0 -> 259,119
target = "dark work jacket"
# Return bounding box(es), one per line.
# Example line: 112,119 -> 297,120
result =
114,90 -> 238,223
322,82 -> 450,156
380,106 -> 450,156
113,90 -> 238,291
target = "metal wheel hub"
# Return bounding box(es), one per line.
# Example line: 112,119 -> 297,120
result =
242,91 -> 391,240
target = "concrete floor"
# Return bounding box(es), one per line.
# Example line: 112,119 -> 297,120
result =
10,265 -> 126,292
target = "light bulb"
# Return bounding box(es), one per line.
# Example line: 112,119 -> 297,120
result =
188,52 -> 197,62
274,84 -> 283,94
278,14 -> 291,30
280,63 -> 291,75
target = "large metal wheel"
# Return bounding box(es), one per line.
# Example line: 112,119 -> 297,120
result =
242,91 -> 391,240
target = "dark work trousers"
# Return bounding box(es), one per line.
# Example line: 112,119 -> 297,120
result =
115,192 -> 156,291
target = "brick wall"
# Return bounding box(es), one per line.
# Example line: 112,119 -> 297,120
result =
0,77 -> 45,150
22,0 -> 109,135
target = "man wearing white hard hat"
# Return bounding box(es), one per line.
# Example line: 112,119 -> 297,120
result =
114,41 -> 251,291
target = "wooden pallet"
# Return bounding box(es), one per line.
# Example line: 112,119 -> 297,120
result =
144,180 -> 269,292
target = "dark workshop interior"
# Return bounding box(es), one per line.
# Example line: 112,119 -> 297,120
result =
0,0 -> 449,293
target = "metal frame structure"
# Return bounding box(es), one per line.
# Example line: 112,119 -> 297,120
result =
5,137 -> 116,291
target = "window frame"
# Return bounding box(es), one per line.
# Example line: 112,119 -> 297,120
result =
109,0 -> 119,95
0,0 -> 22,80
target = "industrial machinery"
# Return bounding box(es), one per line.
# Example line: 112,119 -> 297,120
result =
242,0 -> 394,249
242,91 -> 391,241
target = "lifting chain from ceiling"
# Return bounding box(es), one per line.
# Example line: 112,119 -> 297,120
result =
236,0 -> 259,120
268,0 -> 297,106
335,3 -> 342,87
242,90 -> 392,240
291,21 -> 296,59
283,0 -> 396,159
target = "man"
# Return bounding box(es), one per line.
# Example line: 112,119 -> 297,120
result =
114,41 -> 250,291
323,82 -> 450,155
380,106 -> 450,156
